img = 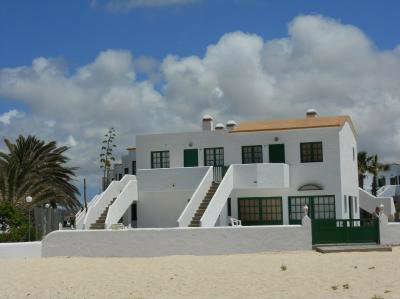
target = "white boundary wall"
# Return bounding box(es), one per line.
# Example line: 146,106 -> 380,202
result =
42,217 -> 312,257
379,213 -> 400,245
0,241 -> 42,258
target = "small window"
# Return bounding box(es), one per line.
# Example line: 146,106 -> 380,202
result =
132,161 -> 136,175
300,142 -> 323,163
390,176 -> 398,185
118,173 -> 122,180
242,145 -> 263,164
378,177 -> 386,187
344,195 -> 347,213
124,168 -> 129,174
151,151 -> 170,168
227,198 -> 232,217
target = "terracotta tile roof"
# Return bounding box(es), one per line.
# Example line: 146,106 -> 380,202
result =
230,115 -> 355,134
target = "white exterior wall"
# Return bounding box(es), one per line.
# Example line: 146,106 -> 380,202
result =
136,126 -> 345,225
339,122 -> 359,219
0,241 -> 42,258
136,167 -> 209,228
42,217 -> 312,257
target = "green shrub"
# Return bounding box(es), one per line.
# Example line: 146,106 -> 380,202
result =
0,202 -> 32,242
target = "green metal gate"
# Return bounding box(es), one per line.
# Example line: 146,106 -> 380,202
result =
312,219 -> 379,245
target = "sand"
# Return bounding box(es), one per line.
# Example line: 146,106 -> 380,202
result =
0,248 -> 399,299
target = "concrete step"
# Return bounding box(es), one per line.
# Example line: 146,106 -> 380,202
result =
192,216 -> 201,221
315,244 -> 392,253
90,224 -> 105,229
190,220 -> 200,225
188,224 -> 200,227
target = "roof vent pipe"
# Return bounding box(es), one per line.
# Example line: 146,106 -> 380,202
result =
226,120 -> 238,131
215,123 -> 225,130
306,109 -> 318,118
202,114 -> 214,131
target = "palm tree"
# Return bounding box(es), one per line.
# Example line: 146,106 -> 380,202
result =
0,135 -> 81,211
369,154 -> 390,196
358,151 -> 373,189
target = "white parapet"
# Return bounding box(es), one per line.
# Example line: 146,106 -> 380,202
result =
177,167 -> 213,227
105,179 -> 138,229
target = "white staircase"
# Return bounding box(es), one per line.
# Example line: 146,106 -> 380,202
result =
81,175 -> 137,229
359,187 -> 395,217
105,179 -> 138,228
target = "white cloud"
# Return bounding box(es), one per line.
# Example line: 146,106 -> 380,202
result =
0,109 -> 24,125
1,14 -> 400,196
91,0 -> 198,12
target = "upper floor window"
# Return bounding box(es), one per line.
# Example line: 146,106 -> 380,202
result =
151,151 -> 170,168
124,168 -> 129,174
242,145 -> 263,164
300,142 -> 323,163
132,161 -> 136,175
204,147 -> 224,166
378,177 -> 386,187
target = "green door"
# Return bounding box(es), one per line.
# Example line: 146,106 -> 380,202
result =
238,197 -> 283,225
269,144 -> 285,163
184,149 -> 198,167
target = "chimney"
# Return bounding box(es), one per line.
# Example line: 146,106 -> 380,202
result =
226,120 -> 237,131
202,114 -> 214,131
215,123 -> 225,131
306,109 -> 318,118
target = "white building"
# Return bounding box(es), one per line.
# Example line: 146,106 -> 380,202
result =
109,147 -> 136,181
76,110 -> 396,231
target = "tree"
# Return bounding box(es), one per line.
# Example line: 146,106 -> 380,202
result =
369,154 -> 390,196
0,201 -> 29,242
100,128 -> 117,191
358,151 -> 373,189
0,135 -> 81,211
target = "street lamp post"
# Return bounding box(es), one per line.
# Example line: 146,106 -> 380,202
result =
25,196 -> 32,241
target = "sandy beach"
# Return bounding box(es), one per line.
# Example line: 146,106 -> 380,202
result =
0,247 -> 399,299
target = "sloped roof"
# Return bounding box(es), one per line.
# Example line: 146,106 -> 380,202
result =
230,115 -> 356,134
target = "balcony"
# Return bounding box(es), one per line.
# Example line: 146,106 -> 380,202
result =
233,163 -> 290,189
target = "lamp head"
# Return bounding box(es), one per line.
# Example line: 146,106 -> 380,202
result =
26,196 -> 32,203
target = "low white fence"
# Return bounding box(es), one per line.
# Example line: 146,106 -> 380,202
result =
379,213 -> 400,245
42,217 -> 312,257
0,242 -> 42,258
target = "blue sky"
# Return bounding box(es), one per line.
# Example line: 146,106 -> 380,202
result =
1,0 -> 400,198
1,0 -> 400,115
1,0 -> 399,67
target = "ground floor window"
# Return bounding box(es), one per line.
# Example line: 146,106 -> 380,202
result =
238,197 -> 282,225
289,195 -> 335,224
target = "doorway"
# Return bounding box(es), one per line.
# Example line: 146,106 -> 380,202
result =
184,149 -> 198,167
269,144 -> 285,163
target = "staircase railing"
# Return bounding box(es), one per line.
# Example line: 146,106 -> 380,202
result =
358,187 -> 395,217
105,178 -> 138,228
213,165 -> 229,182
201,165 -> 234,227
177,166 -> 213,227
75,194 -> 100,229
83,175 -> 134,229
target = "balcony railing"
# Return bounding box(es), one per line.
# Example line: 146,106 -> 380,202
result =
213,166 -> 229,182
